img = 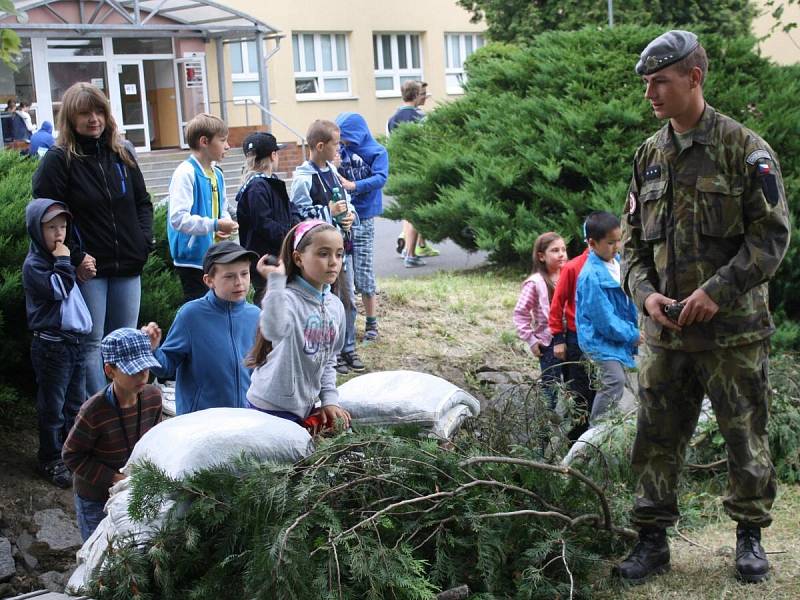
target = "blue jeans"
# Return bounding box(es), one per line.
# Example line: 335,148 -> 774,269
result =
79,276 -> 141,395
30,336 -> 86,464
74,493 -> 107,542
339,254 -> 357,353
538,340 -> 563,410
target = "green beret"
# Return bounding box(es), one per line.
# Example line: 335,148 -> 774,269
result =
636,30 -> 699,75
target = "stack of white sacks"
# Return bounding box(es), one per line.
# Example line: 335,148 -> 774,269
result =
68,370 -> 480,592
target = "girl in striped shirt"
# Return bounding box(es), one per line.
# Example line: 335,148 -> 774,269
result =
513,232 -> 567,409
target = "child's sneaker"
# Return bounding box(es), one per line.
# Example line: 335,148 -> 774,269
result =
335,353 -> 350,375
415,243 -> 440,257
39,459 -> 72,489
363,322 -> 379,342
396,232 -> 405,255
341,350 -> 366,372
404,256 -> 427,268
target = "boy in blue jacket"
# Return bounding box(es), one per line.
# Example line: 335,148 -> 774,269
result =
335,112 -> 389,342
142,241 -> 260,415
576,211 -> 642,426
23,199 -> 93,487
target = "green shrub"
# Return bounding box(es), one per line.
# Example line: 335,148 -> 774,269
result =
385,26 -> 800,323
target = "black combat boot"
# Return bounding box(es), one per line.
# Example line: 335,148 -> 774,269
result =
612,527 -> 670,584
735,524 -> 769,583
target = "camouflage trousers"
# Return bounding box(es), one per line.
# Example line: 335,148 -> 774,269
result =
630,340 -> 776,530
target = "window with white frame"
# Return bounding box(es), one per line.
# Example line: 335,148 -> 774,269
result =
291,33 -> 351,99
229,40 -> 262,101
444,33 -> 485,94
372,33 -> 423,97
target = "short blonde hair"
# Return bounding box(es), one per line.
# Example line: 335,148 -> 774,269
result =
186,113 -> 228,150
306,119 -> 339,149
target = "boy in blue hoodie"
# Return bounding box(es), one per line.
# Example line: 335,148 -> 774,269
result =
335,112 -> 389,342
167,113 -> 239,302
142,241 -> 260,415
576,211 -> 641,426
23,199 -> 93,487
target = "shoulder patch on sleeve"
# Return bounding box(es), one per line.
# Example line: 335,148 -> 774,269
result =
745,149 -> 772,166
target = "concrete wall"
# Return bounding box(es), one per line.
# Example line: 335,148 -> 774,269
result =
753,0 -> 800,65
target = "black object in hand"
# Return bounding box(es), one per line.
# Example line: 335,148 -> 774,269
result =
263,255 -> 280,267
662,302 -> 685,323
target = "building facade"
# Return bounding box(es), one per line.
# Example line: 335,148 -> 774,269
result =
2,0 -> 797,157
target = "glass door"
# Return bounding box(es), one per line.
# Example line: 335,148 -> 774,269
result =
174,55 -> 209,148
115,61 -> 150,152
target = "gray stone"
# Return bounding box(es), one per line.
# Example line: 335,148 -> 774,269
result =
15,531 -> 39,570
476,371 -> 513,385
39,569 -> 68,592
0,537 -> 15,582
33,509 -> 82,552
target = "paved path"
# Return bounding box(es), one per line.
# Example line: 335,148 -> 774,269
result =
371,200 -> 488,278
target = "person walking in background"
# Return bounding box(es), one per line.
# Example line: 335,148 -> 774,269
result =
336,112 -> 388,341
32,82 -> 153,397
513,232 -> 567,410
616,30 -> 790,585
575,211 -> 640,426
236,131 -> 300,306
167,113 -> 238,303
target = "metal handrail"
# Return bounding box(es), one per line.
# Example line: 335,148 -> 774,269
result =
208,98 -> 307,159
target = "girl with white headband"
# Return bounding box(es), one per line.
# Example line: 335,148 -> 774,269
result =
245,220 -> 351,433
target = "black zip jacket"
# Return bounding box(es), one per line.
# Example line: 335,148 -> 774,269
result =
32,135 -> 154,278
235,173 -> 300,258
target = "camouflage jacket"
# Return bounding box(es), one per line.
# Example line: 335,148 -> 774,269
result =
621,105 -> 790,351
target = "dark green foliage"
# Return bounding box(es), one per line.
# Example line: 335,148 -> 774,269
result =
89,432 -> 633,599
457,0 -> 755,44
0,154 -> 182,418
0,152 -> 38,409
385,27 -> 800,323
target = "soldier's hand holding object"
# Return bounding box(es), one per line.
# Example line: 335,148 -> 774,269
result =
644,292 -> 681,331
678,288 -> 719,327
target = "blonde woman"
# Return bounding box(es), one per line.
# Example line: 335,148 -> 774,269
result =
235,131 -> 299,305
32,82 -> 153,395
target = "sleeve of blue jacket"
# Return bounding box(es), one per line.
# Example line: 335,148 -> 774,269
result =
289,173 -> 326,221
23,256 -> 76,301
249,180 -> 294,246
354,148 -> 388,195
578,273 -> 639,344
150,308 -> 191,379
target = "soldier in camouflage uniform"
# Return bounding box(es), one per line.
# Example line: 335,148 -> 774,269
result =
616,30 -> 791,584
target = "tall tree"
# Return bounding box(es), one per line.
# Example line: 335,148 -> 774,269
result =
457,0 -> 756,43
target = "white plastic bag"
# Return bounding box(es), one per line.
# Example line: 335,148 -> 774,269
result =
338,370 -> 480,439
122,407 -> 314,479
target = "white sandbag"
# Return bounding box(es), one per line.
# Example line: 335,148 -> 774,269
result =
123,407 -> 314,479
339,370 -> 480,438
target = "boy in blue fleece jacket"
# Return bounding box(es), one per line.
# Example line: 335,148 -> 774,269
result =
23,199 -> 93,488
576,211 -> 642,426
142,242 -> 260,415
335,112 -> 389,342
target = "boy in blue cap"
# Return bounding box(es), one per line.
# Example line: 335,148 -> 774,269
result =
62,328 -> 162,541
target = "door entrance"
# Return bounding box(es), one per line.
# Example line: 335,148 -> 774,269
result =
114,60 -> 150,152
174,55 -> 210,149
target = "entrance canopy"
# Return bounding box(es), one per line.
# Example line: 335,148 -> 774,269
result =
1,0 -> 280,39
